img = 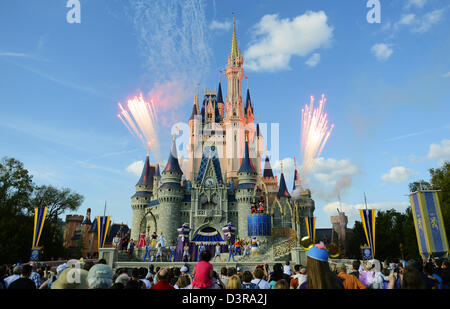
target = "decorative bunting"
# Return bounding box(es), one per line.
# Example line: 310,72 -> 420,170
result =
305,217 -> 316,243
359,209 -> 376,259
97,216 -> 111,250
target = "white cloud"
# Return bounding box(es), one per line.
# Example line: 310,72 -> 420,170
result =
244,11 -> 333,72
427,139 -> 450,165
397,14 -> 416,26
305,53 -> 321,67
412,9 -> 445,33
405,0 -> 427,9
126,160 -> 144,177
323,201 -> 410,225
310,157 -> 359,186
371,43 -> 393,61
443,72 -> 450,78
273,158 -> 295,183
381,166 -> 418,183
210,20 -> 232,31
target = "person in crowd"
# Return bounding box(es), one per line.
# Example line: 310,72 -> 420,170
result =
440,260 -> 450,289
226,275 -> 242,289
290,265 -> 307,289
274,279 -> 289,289
51,268 -> 89,289
350,260 -> 360,279
29,262 -> 41,288
151,268 -> 174,289
86,264 -> 113,289
114,272 -> 130,288
300,242 -> 344,289
370,260 -> 388,289
4,265 -> 22,289
268,263 -> 290,289
423,262 -> 442,289
336,263 -> 366,289
212,271 -> 225,289
359,260 -> 376,288
8,265 -> 35,289
192,249 -> 215,289
242,271 -> 259,289
283,261 -> 293,276
139,267 -> 152,289
388,264 -> 425,289
83,261 -> 94,271
39,270 -> 56,289
251,267 -> 271,289
220,267 -> 229,287
125,268 -> 143,289
174,274 -> 192,289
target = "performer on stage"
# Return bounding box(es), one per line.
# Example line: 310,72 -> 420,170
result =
157,232 -> 166,248
251,202 -> 258,214
150,232 -> 157,248
234,238 -> 242,256
168,241 -> 176,262
228,243 -> 235,262
183,244 -> 190,262
243,242 -> 250,260
143,243 -> 151,262
258,200 -> 265,214
251,237 -> 259,256
197,243 -> 205,262
214,243 -> 221,261
156,243 -> 163,262
138,232 -> 146,248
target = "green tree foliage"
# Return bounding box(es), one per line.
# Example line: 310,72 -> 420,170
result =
0,157 -> 84,264
348,161 -> 449,261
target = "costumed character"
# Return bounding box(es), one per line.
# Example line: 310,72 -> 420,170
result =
214,243 -> 221,261
228,243 -> 235,262
168,241 -> 176,262
243,243 -> 250,259
156,243 -> 163,262
251,237 -> 259,256
157,232 -> 166,248
112,234 -> 120,249
251,203 -> 258,214
183,244 -> 190,262
143,243 -> 151,262
234,239 -> 242,256
197,243 -> 205,262
138,232 -> 146,248
150,232 -> 157,248
258,200 -> 265,214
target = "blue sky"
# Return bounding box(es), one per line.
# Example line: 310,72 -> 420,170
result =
0,0 -> 449,228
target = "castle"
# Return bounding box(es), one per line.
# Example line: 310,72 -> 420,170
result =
130,18 -> 315,251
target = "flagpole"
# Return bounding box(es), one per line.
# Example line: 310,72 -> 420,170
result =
364,193 -> 368,211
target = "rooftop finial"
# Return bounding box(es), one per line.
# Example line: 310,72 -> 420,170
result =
230,13 -> 238,59
280,161 -> 284,174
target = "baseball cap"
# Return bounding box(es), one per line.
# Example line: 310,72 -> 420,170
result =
180,266 -> 188,272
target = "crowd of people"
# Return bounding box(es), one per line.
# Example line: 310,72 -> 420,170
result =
1,242 -> 449,289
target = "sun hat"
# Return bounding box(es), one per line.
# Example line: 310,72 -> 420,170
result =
307,242 -> 329,262
56,263 -> 68,275
51,268 -> 89,289
180,266 -> 188,272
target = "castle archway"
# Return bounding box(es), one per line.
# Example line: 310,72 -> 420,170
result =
139,209 -> 157,236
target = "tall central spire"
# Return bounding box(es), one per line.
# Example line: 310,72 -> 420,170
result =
230,14 -> 238,59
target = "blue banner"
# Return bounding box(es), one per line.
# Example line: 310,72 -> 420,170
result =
410,191 -> 449,259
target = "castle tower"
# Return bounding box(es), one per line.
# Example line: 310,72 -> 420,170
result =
225,15 -> 246,184
158,136 -> 184,245
153,164 -> 161,198
255,118 -> 263,175
236,138 -> 257,239
131,153 -> 155,242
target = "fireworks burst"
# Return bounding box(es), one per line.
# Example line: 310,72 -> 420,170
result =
301,94 -> 334,180
118,93 -> 160,155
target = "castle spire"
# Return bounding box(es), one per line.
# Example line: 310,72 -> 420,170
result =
136,153 -> 155,186
238,138 -> 256,174
230,14 -> 238,59
278,168 -> 291,198
163,135 -> 183,174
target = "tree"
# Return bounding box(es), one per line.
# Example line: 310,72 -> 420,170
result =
31,185 -> 84,222
0,157 -> 83,264
429,162 -> 450,241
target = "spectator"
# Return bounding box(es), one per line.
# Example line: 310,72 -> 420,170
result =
371,260 -> 388,289
359,260 -> 376,288
87,264 -> 113,289
251,267 -> 271,289
151,268 -> 174,289
291,266 -> 307,289
51,268 -> 89,289
283,261 -> 293,276
139,267 -> 152,289
350,260 -> 360,279
336,263 -> 366,289
424,262 -> 442,289
440,260 -> 450,289
274,279 -> 289,289
192,250 -> 215,289
268,263 -> 290,289
220,267 -> 228,287
242,271 -> 259,289
97,259 -> 107,265
212,271 -> 225,289
8,265 -> 35,289
4,265 -> 21,289
115,273 -> 130,287
83,261 -> 94,271
227,275 -> 242,289
170,267 -> 181,286
174,275 -> 192,289
300,242 -> 344,289
29,262 -> 41,288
